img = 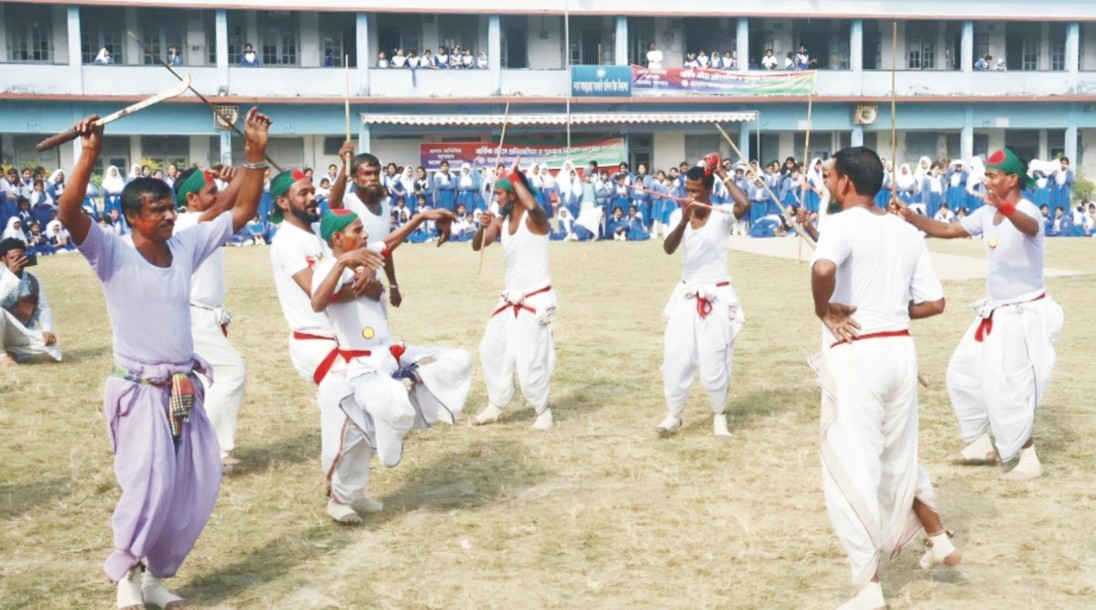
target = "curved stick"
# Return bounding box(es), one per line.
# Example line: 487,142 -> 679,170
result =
128,31 -> 282,172
478,99 -> 511,275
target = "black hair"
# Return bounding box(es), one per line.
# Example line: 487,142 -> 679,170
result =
173,168 -> 199,199
121,177 -> 174,217
353,153 -> 381,172
0,237 -> 26,258
832,146 -> 884,197
685,165 -> 715,190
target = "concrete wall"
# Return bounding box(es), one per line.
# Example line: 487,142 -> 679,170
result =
525,15 -> 564,70
651,131 -> 684,174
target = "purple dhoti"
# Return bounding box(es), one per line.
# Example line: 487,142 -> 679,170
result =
102,355 -> 222,583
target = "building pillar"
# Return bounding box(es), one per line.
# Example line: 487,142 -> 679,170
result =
358,121 -> 372,154
1066,22 -> 1080,73
216,10 -> 228,91
357,12 -> 369,94
67,6 -> 83,95
961,20 -> 973,74
220,131 -> 232,165
851,125 -> 864,147
850,19 -> 863,72
125,8 -> 139,64
489,15 -> 501,91
1065,125 -> 1078,164
615,17 -> 628,66
961,106 -> 974,160
736,18 -> 749,71
738,120 -> 751,161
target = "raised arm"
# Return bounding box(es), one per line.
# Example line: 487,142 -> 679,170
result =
57,116 -> 101,245
197,165 -> 248,222
896,201 -> 971,239
663,205 -> 692,255
230,108 -> 272,233
473,211 -> 502,251
507,158 -> 549,233
715,165 -> 751,220
383,208 -> 455,254
327,141 -> 354,210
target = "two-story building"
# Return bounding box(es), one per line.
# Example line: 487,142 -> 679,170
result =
2,0 -> 1096,180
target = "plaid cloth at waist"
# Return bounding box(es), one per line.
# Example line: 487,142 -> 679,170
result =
112,363 -> 196,441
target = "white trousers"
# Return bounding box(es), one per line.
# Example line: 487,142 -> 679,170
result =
479,290 -> 557,414
288,334 -> 360,503
660,282 -> 745,418
946,296 -> 1063,461
191,306 -> 247,458
1,308 -> 60,361
814,337 -> 936,586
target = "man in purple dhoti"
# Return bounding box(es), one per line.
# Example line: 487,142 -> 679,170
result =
58,108 -> 272,609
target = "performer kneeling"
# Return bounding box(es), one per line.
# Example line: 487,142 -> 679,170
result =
310,207 -> 470,524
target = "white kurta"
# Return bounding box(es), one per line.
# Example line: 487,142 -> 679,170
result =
948,200 -> 1064,461
810,207 -> 945,586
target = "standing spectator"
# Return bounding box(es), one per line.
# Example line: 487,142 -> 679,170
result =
94,47 -> 113,65
647,42 -> 664,70
376,51 -> 389,68
167,45 -> 183,66
240,43 -> 259,67
762,48 -> 778,70
795,45 -> 817,70
433,161 -> 456,212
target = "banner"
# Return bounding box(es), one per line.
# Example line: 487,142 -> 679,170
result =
632,66 -> 816,96
420,138 -> 626,172
571,65 -> 632,97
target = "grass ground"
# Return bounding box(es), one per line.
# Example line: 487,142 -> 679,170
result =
1,236 -> 1094,610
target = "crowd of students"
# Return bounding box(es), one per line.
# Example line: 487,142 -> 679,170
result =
376,45 -> 487,69
3,151 -> 1092,259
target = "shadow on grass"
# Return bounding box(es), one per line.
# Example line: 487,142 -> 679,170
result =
183,438 -> 550,604
0,477 -> 71,521
228,432 -> 317,477
725,386 -> 816,432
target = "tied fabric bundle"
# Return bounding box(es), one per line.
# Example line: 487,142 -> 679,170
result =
168,373 -> 196,440
703,153 -> 721,177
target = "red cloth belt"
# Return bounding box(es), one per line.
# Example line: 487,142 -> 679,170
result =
694,280 -> 731,319
293,331 -> 335,341
974,293 -> 1044,343
830,329 -> 910,349
311,343 -> 407,386
492,285 -> 552,318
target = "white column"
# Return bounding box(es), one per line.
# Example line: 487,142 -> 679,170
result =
67,6 -> 83,93
220,132 -> 232,165
851,125 -> 864,147
1065,125 -> 1078,164
1066,22 -> 1080,73
125,8 -> 139,64
615,17 -> 628,66
850,19 -> 863,72
358,122 -> 372,154
736,18 -> 749,71
489,15 -> 501,91
961,21 -> 973,73
216,10 -> 228,91
961,106 -> 974,160
357,12 -> 369,94
738,120 -> 751,161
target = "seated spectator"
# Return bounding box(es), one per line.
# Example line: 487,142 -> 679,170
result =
721,50 -> 737,70
422,50 -> 438,70
608,206 -> 629,241
697,50 -> 710,68
0,237 -> 61,365
1084,202 -> 1096,236
46,220 -> 76,252
625,205 -> 650,241
106,208 -> 128,236
2,218 -> 27,245
762,48 -> 778,70
28,180 -> 53,209
167,45 -> 183,66
477,51 -> 488,69
435,46 -> 450,69
45,170 -> 65,201
684,52 -> 698,68
995,58 -> 1007,71
407,49 -> 421,69
784,51 -> 795,70
25,222 -> 53,256
571,205 -> 604,241
933,202 -> 955,223
244,215 -> 266,245
1051,206 -> 1071,236
241,43 -> 260,67
461,48 -> 474,69
393,197 -> 413,227
377,51 -> 389,68
449,203 -> 476,242
974,55 -> 992,71
391,49 -> 408,68
449,46 -> 463,69
93,47 -> 113,65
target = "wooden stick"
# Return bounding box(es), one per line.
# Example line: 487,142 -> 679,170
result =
345,55 -> 352,179
889,21 -> 899,209
715,122 -> 816,249
798,87 -> 814,261
478,99 -> 511,275
127,31 -> 282,171
613,180 -> 725,213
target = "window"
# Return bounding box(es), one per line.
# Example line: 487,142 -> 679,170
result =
862,22 -> 881,70
140,136 -> 188,170
907,22 -> 936,70
499,15 -> 527,68
319,13 -> 356,67
1050,23 -> 1066,71
438,14 -> 479,55
377,14 -> 422,63
88,136 -> 131,178
571,16 -> 612,65
685,135 -> 720,164
5,5 -> 53,63
82,6 -> 126,64
323,137 -> 346,155
227,11 -> 247,64
259,12 -> 299,66
905,132 -> 939,161
209,136 -> 304,169
628,17 -> 654,66
12,136 -> 60,171
139,10 -> 185,66
1021,36 -> 1038,71
974,33 -> 989,63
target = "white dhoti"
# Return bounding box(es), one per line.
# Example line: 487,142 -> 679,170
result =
946,294 -> 1063,461
660,281 -> 745,418
1,308 -> 61,361
479,286 -> 557,414
191,305 -> 246,458
812,336 -> 936,586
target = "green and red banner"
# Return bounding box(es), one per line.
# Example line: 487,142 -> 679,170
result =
631,66 -> 816,96
420,137 -> 625,171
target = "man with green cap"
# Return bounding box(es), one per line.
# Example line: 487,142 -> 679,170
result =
471,158 -> 557,430
172,165 -> 248,473
268,165 -> 387,521
897,147 -> 1064,480
310,206 -> 468,523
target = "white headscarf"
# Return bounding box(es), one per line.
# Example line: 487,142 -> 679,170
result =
102,166 -> 126,194
127,164 -> 142,181
3,217 -> 27,245
896,163 -> 916,191
914,156 -> 931,185
94,48 -> 111,63
966,156 -> 985,194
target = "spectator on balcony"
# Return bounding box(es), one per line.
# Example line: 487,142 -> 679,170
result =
407,50 -> 421,69
240,43 -> 260,67
762,48 -> 778,70
995,58 -> 1007,71
450,46 -> 463,68
974,55 -> 992,71
377,51 -> 389,68
435,46 -> 449,69
784,51 -> 796,70
720,50 -> 737,70
697,50 -> 711,68
461,48 -> 474,69
94,47 -> 114,65
684,52 -> 698,68
794,45 -> 817,70
422,50 -> 439,70
167,46 -> 183,67
477,51 -> 488,70
392,49 -> 408,68
324,51 -> 335,67
646,43 -> 664,70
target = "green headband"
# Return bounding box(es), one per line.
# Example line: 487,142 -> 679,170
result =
175,170 -> 211,206
495,177 -> 513,192
270,169 -> 308,223
986,149 -> 1034,189
320,209 -> 359,242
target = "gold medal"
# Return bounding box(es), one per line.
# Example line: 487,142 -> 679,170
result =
362,327 -> 375,340
988,236 -> 999,249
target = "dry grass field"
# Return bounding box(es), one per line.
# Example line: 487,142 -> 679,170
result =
1,235 -> 1094,610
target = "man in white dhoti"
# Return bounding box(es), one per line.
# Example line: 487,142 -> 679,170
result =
310,207 -> 468,524
173,167 -> 248,472
470,162 -> 557,430
812,149 -> 960,609
897,147 -> 1063,480
656,160 -> 750,438
1,237 -> 61,365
